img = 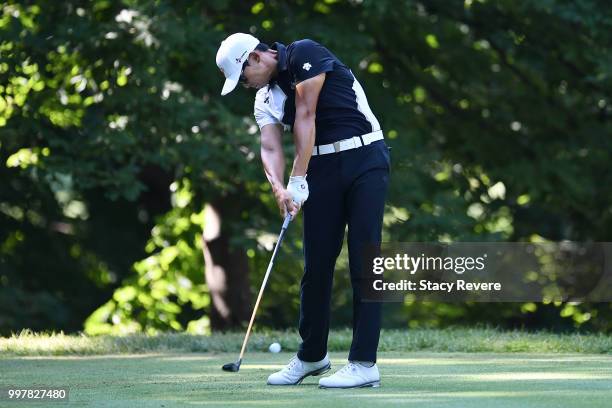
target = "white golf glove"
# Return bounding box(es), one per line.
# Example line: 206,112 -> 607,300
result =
287,175 -> 309,206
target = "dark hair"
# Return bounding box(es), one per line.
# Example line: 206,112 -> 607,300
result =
255,42 -> 269,52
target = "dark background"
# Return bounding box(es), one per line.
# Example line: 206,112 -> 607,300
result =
1,0 -> 610,336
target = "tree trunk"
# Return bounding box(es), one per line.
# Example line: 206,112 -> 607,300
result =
201,201 -> 251,331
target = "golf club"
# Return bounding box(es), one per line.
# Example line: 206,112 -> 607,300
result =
222,212 -> 293,372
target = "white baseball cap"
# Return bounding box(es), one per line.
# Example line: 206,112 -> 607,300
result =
216,33 -> 260,96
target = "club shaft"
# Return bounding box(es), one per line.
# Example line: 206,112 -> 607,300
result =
238,215 -> 291,360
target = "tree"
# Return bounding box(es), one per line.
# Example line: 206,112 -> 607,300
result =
2,0 -> 610,335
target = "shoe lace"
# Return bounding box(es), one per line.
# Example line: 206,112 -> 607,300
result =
285,355 -> 301,371
338,361 -> 359,375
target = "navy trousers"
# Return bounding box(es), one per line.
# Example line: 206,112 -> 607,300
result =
297,139 -> 390,363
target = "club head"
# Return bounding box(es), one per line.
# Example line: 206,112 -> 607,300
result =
222,358 -> 242,372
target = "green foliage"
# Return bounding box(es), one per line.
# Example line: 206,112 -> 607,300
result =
0,0 -> 265,335
84,180 -> 210,335
1,0 -> 611,334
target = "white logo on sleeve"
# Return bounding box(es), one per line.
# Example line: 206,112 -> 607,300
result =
302,62 -> 312,71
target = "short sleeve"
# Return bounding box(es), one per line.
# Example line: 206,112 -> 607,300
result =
254,89 -> 280,129
254,104 -> 279,129
288,39 -> 335,83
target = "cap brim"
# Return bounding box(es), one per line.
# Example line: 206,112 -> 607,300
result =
221,76 -> 239,96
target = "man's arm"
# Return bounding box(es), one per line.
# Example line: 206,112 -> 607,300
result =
260,123 -> 285,192
260,123 -> 296,216
291,72 -> 326,177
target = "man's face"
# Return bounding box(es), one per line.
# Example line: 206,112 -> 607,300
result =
240,52 -> 270,90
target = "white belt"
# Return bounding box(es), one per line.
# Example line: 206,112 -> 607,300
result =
311,130 -> 384,156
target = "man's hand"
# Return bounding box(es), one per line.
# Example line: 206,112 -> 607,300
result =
273,186 -> 298,217
287,175 -> 309,206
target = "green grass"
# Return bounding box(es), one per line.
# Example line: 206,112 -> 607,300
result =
2,329 -> 611,407
2,351 -> 612,407
1,328 -> 611,356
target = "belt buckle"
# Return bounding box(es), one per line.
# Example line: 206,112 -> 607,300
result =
333,141 -> 341,152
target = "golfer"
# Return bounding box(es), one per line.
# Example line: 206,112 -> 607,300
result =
216,33 -> 390,388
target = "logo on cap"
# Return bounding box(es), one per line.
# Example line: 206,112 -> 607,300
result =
302,62 -> 312,71
235,50 -> 248,64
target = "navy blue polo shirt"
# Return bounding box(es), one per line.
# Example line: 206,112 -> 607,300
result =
254,39 -> 381,145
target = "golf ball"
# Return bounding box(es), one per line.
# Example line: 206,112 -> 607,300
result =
269,342 -> 281,353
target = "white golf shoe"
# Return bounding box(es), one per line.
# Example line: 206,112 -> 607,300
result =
318,361 -> 380,389
267,354 -> 331,385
